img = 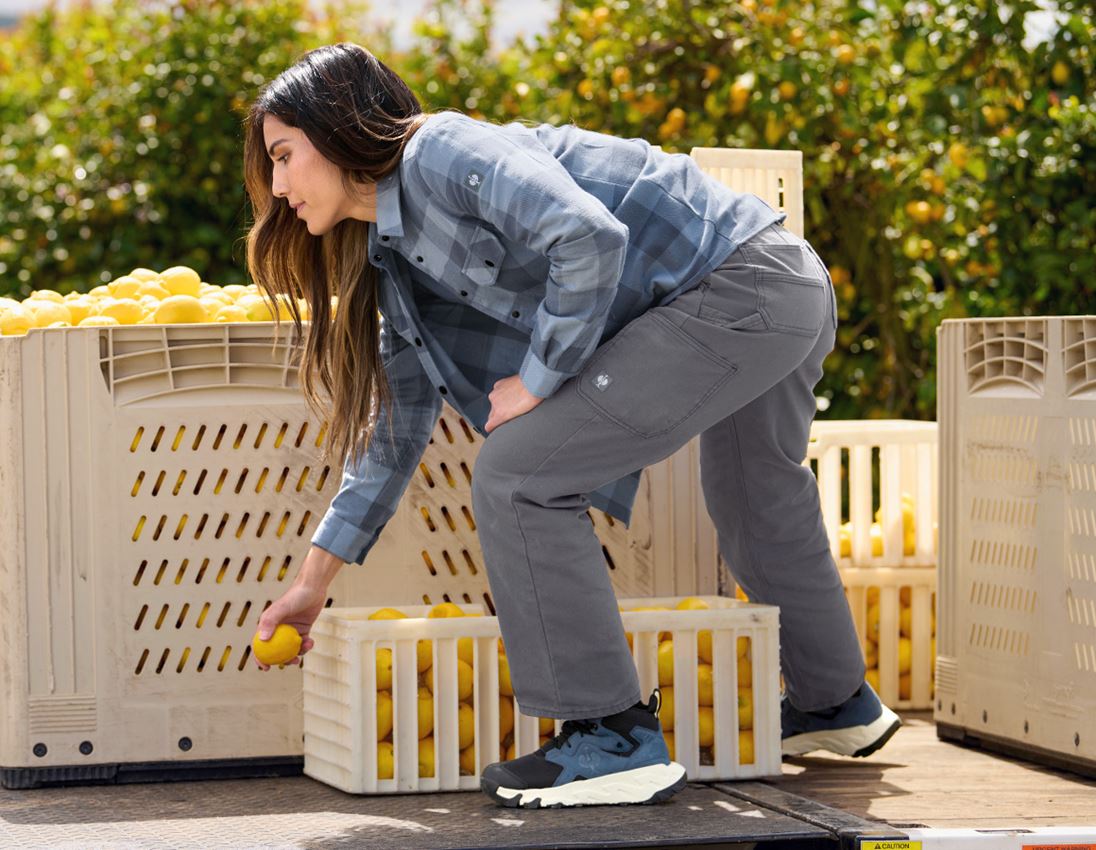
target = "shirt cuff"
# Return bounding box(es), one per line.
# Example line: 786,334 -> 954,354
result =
518,346 -> 577,399
310,510 -> 379,566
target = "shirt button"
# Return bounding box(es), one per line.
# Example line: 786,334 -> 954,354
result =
381,235 -> 390,241
484,260 -> 495,268
416,256 -> 424,263
459,290 -> 468,297
438,386 -> 448,395
512,311 -> 520,318
373,254 -> 381,262
414,337 -> 423,346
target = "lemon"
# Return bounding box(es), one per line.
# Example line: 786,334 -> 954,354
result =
417,640 -> 433,674
898,637 -> 912,675
199,296 -> 230,319
499,696 -> 514,739
457,636 -> 474,667
698,706 -> 715,747
458,702 -> 475,749
377,741 -> 395,780
137,281 -> 172,300
839,522 -> 852,557
737,654 -> 752,688
675,596 -> 709,610
698,663 -> 713,706
866,603 -> 881,642
419,736 -> 435,777
459,744 -> 476,775
870,522 -> 883,556
98,298 -> 144,325
900,673 -> 911,700
46,320 -> 72,328
663,731 -> 675,760
107,275 -> 143,299
738,635 -> 750,660
738,689 -> 753,730
25,300 -> 73,327
64,298 -> 97,325
129,267 -> 162,283
223,284 -> 250,299
78,315 -> 120,326
865,667 -> 880,693
456,658 -> 474,701
657,639 -> 674,686
738,730 -> 754,764
498,653 -> 513,696
504,740 -> 515,761
215,304 -> 249,323
538,716 -> 554,735
0,296 -> 20,310
899,606 -> 912,638
90,284 -> 111,297
428,602 -> 466,618
867,586 -> 880,605
376,648 -> 393,690
29,289 -> 65,303
659,686 -> 675,731
368,607 -> 407,620
418,686 -> 434,739
154,295 -> 206,324
866,642 -> 878,668
160,265 -> 202,297
376,689 -> 393,740
251,623 -> 302,666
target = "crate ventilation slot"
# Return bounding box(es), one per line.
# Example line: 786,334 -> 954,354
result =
964,319 -> 1047,396
1063,318 -> 1096,398
1068,551 -> 1096,585
970,495 -> 1037,528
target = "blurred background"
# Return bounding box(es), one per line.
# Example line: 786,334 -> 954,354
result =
0,0 -> 1092,419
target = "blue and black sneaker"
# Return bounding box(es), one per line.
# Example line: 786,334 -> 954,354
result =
781,680 -> 902,758
480,689 -> 687,808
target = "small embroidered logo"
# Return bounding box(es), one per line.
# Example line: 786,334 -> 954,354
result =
466,171 -> 482,188
594,373 -> 612,391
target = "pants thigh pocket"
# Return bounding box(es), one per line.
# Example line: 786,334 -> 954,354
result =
576,310 -> 738,439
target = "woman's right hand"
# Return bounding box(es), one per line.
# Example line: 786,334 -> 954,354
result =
254,580 -> 328,670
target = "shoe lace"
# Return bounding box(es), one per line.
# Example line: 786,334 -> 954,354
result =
540,718 -> 598,753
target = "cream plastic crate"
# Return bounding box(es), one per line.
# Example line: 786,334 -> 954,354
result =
935,316 -> 1096,776
302,595 -> 780,794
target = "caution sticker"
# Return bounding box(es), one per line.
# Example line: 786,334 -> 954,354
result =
861,842 -> 922,850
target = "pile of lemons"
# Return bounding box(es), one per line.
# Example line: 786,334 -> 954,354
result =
862,585 -> 937,700
837,491 -> 938,559
0,266 -> 327,335
622,596 -> 755,767
367,602 -> 556,781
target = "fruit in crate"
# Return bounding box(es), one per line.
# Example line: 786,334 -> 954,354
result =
838,492 -> 920,557
860,586 -> 937,700
251,624 -> 302,666
0,266 -> 326,334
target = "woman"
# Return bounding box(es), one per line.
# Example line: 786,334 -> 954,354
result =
246,43 -> 900,808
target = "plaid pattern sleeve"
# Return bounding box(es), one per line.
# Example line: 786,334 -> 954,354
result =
412,114 -> 630,399
309,316 -> 442,565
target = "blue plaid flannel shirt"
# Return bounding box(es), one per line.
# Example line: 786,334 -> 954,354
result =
311,110 -> 785,564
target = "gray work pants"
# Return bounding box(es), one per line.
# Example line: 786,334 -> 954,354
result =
471,222 -> 865,720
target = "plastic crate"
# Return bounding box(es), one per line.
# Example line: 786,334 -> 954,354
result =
302,595 -> 780,794
935,316 -> 1096,776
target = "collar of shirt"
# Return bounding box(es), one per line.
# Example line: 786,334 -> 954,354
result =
369,167 -> 404,251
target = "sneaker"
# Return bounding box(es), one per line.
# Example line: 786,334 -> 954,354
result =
781,680 -> 902,758
480,689 -> 687,808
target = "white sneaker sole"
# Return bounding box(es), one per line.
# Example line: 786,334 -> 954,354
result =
484,761 -> 687,808
782,703 -> 903,757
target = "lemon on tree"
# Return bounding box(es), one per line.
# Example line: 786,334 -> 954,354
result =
252,623 -> 302,666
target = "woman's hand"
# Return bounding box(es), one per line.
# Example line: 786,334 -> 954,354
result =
254,580 -> 328,670
485,374 -> 544,433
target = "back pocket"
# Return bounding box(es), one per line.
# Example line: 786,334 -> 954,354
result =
743,244 -> 827,337
576,311 -> 738,439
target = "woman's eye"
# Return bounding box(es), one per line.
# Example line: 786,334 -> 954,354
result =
277,154 -> 289,164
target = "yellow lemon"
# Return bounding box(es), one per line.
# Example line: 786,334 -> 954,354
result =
417,640 -> 433,673
458,702 -> 475,749
734,584 -> 749,602
129,267 -> 162,283
223,284 -> 250,299
455,658 -> 474,701
505,740 -> 515,761
538,716 -> 554,735
160,265 -> 202,297
498,653 -> 513,696
839,522 -> 852,557
499,696 -> 514,739
626,631 -> 634,652
107,275 -> 142,299
376,648 -> 393,690
659,686 -> 675,731
738,635 -> 750,660
64,298 -> 98,325
865,667 -> 880,693
376,689 -> 393,740
870,522 -> 883,556
657,639 -> 674,686
737,654 -> 752,689
418,686 -> 434,739
460,744 -> 476,775
29,289 -> 65,303
739,730 -> 754,764
698,706 -> 715,747
368,607 -> 407,620
899,606 -> 912,638
663,730 -> 675,760
377,741 -> 394,779
78,315 -> 120,327
675,596 -> 709,610
899,673 -> 911,700
215,304 -> 249,323
97,298 -> 144,325
867,586 -> 880,605
154,294 -> 206,324
251,623 -> 302,666
428,602 -> 466,618
698,663 -> 714,706
866,642 -> 878,668
898,637 -> 912,675
738,689 -> 753,730
419,736 -> 435,777
866,603 -> 881,643
46,320 -> 72,328
90,284 -> 111,297
457,636 -> 474,667
236,293 -> 274,321
694,629 -> 712,664
25,300 -> 73,327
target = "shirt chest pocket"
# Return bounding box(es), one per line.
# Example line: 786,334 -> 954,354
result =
460,224 -> 505,287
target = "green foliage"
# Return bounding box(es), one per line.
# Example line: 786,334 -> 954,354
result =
2,0 -> 1093,420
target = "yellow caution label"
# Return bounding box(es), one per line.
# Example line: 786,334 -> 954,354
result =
861,842 -> 922,850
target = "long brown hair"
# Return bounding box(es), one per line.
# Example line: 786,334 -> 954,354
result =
243,43 -> 431,471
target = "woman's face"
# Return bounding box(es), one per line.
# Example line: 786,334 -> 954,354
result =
263,114 -> 376,235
